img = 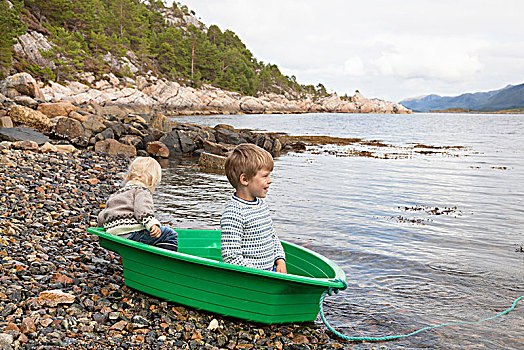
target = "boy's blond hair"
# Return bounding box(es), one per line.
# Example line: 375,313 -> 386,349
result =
125,157 -> 162,191
225,143 -> 274,189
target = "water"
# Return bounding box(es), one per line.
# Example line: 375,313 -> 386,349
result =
156,113 -> 523,349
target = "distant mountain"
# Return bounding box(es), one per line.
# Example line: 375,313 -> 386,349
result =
479,84 -> 524,111
399,84 -> 524,112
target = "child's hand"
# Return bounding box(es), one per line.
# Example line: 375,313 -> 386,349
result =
275,259 -> 287,274
150,225 -> 161,238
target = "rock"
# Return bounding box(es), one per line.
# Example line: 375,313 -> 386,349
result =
0,72 -> 44,99
215,125 -> 247,145
120,135 -> 143,149
55,144 -> 77,153
178,130 -> 196,154
68,111 -> 87,122
198,152 -> 225,173
146,141 -> 169,158
0,141 -> 10,151
109,122 -> 126,138
54,117 -> 88,146
95,139 -> 137,157
95,128 -> 114,142
149,113 -> 172,133
39,142 -> 58,153
13,95 -> 38,109
13,31 -> 55,71
0,333 -> 14,349
38,290 -> 75,307
37,101 -> 76,118
0,116 -> 13,128
7,105 -> 51,132
202,139 -> 229,155
0,127 -> 50,145
239,96 -> 266,113
20,317 -> 36,334
12,140 -> 39,151
159,130 -> 183,156
82,117 -> 107,134
207,319 -> 220,331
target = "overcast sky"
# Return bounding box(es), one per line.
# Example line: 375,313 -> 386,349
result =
176,0 -> 524,102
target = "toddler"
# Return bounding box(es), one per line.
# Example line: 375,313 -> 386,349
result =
97,157 -> 178,251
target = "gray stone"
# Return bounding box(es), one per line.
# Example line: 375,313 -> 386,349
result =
178,130 -> 196,154
95,128 -> 114,142
159,130 -> 182,156
215,125 -> 247,145
110,122 -> 126,138
13,95 -> 38,109
0,127 -> 50,145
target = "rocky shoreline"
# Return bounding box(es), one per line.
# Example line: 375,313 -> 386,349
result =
0,148 -> 348,349
0,72 -> 353,349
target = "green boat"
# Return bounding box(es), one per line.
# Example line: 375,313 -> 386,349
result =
87,227 -> 347,324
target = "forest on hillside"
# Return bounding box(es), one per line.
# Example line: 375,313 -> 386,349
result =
0,0 -> 329,97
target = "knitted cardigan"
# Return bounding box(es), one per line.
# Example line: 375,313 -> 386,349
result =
220,195 -> 285,271
97,183 -> 161,236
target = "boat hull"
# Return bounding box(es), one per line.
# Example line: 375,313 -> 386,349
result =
87,227 -> 346,324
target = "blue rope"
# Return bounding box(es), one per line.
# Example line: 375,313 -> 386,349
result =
319,282 -> 523,342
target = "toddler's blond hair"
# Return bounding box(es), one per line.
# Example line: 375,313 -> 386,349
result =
125,157 -> 162,191
225,143 -> 274,189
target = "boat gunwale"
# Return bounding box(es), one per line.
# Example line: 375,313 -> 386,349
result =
87,227 -> 346,289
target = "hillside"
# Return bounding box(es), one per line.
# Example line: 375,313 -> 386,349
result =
1,0 -> 325,98
399,84 -> 524,112
478,84 -> 524,111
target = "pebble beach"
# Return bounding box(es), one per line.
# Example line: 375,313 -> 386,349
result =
0,146 -> 346,349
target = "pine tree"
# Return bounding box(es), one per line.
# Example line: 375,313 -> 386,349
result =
0,0 -> 26,78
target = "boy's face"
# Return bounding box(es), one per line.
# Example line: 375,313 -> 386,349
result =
240,168 -> 272,201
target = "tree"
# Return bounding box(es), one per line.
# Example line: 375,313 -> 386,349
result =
43,26 -> 87,81
0,0 -> 26,78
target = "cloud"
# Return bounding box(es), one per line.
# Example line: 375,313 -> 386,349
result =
343,57 -> 367,77
367,35 -> 486,81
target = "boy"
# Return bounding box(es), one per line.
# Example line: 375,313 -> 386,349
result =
97,157 -> 178,251
220,143 -> 287,273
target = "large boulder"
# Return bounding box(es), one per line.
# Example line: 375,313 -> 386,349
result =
214,125 -> 247,145
37,102 -> 76,118
95,139 -> 137,157
0,127 -> 50,145
8,105 -> 52,133
53,117 -> 88,147
149,113 -> 172,133
0,72 -> 44,99
157,128 -> 198,156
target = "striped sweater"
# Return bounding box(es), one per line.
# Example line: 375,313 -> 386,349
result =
97,183 -> 161,236
220,194 -> 285,271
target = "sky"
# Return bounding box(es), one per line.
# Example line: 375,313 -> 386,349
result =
175,0 -> 524,102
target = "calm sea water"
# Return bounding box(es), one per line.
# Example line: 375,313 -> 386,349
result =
155,113 -> 523,349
